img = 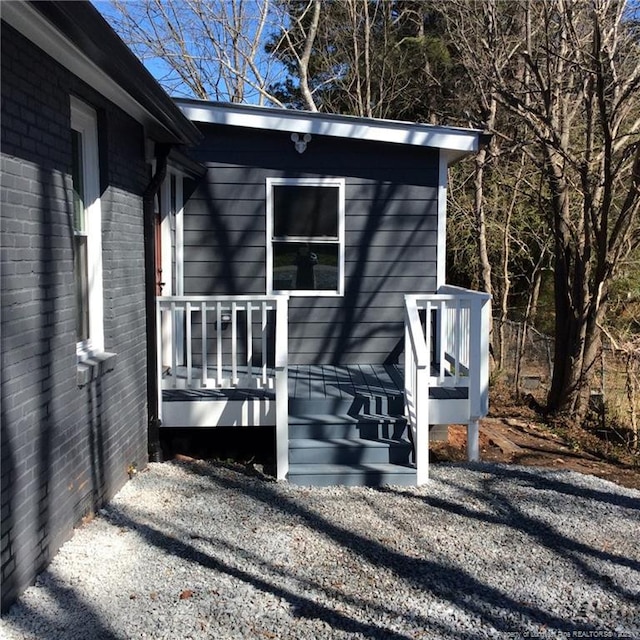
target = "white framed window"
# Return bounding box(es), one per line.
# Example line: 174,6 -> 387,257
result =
266,177 -> 345,296
70,96 -> 103,358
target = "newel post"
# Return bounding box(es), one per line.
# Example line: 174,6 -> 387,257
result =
415,363 -> 430,484
274,296 -> 289,480
467,294 -> 491,462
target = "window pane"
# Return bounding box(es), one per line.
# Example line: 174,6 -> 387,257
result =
71,129 -> 85,233
272,242 -> 339,291
273,185 -> 339,238
75,235 -> 89,341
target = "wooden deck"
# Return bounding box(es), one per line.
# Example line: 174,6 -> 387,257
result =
290,364 -> 467,400
289,364 -> 401,400
163,364 -> 466,406
163,365 -> 466,411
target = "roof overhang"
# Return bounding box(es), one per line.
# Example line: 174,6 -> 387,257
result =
176,99 -> 484,163
2,1 -> 201,146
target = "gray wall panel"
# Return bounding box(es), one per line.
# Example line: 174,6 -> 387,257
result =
183,123 -> 441,364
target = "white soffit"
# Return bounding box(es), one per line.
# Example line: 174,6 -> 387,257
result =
177,101 -> 481,161
2,2 -> 174,141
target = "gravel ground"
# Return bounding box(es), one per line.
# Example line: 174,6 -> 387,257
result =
1,460 -> 639,640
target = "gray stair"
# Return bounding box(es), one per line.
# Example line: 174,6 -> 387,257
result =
287,409 -> 415,487
287,463 -> 416,488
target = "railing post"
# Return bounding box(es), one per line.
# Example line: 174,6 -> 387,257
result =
415,364 -> 429,485
467,295 -> 490,462
216,301 -> 223,387
170,301 -> 178,388
274,296 -> 289,481
186,302 -> 192,387
479,296 -> 491,418
467,420 -> 480,462
200,301 -> 207,388
156,300 -> 163,422
404,310 -> 411,419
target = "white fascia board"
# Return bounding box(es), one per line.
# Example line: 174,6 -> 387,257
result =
179,102 -> 481,159
2,2 -> 174,141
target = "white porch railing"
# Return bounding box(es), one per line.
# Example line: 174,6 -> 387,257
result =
156,295 -> 289,479
404,286 -> 491,485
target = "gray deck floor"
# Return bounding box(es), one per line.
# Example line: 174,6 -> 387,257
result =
289,364 -> 404,399
163,364 -> 467,402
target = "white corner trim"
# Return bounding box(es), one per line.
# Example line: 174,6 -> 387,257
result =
175,176 -> 184,296
437,153 -> 448,289
178,102 -> 480,157
160,176 -> 173,297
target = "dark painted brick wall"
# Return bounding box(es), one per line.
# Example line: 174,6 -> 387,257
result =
1,24 -> 149,611
184,124 -> 440,364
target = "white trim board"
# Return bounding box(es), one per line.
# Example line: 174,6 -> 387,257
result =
161,399 -> 276,428
176,100 -> 482,162
437,155 -> 448,289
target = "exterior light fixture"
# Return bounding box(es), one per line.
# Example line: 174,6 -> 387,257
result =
291,132 -> 312,154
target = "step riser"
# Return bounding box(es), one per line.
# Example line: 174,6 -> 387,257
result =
289,422 -> 408,439
289,445 -> 411,465
287,470 -> 416,487
289,396 -> 404,416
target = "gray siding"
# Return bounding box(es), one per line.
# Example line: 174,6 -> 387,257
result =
184,125 -> 440,364
1,24 -> 148,610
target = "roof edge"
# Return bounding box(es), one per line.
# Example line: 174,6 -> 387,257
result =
176,99 -> 482,160
3,1 -> 201,146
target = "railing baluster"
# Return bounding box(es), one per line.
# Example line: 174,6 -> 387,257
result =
171,301 -> 177,388
438,301 -> 446,382
186,302 -> 192,388
231,302 -> 238,385
246,301 -> 253,385
453,298 -> 461,384
201,301 -> 207,388
261,301 -> 268,386
216,301 -> 223,387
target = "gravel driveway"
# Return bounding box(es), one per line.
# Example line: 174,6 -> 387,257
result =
1,460 -> 639,640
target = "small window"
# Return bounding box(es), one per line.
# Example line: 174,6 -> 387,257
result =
70,97 -> 103,358
266,178 -> 345,296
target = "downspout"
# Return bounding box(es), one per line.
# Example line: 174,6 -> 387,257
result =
143,143 -> 171,462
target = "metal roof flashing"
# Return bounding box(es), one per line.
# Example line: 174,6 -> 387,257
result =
175,99 -> 482,163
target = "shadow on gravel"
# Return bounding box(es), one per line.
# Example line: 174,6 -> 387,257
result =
3,575 -> 125,640
387,473 -> 639,604
105,509 -> 425,640
110,460 -> 628,638
486,465 -> 640,512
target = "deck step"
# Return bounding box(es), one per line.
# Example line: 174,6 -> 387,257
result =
289,437 -> 412,465
289,395 -> 404,416
288,415 -> 408,440
288,408 -> 414,486
287,463 -> 416,487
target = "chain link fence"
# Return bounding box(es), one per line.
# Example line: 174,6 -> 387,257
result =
494,319 -> 639,447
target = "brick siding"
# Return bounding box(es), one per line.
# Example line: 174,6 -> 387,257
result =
1,24 -> 149,611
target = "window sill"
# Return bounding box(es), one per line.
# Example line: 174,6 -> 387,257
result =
77,351 -> 117,388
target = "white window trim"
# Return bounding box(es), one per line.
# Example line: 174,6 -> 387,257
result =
71,96 -> 104,358
266,177 -> 345,297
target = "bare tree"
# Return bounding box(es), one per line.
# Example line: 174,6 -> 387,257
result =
268,0 -> 457,120
107,0 -> 283,104
457,0 -> 640,421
